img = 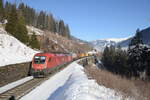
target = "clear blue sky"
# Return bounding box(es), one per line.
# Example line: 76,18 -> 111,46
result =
7,0 -> 150,41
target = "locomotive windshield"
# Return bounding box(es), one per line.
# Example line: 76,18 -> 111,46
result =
34,56 -> 46,64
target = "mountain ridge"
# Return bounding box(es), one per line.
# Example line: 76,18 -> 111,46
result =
90,27 -> 150,52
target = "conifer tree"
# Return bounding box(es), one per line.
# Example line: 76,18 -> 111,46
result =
4,1 -> 12,19
102,45 -> 116,72
128,29 -> 146,77
6,4 -> 29,44
129,28 -> 143,47
0,0 -> 4,21
102,46 -> 109,67
18,3 -> 25,18
146,49 -> 150,78
114,47 -> 128,76
65,24 -> 71,38
46,14 -> 56,32
15,15 -> 29,44
58,20 -> 65,35
37,11 -> 46,29
29,32 -> 40,49
5,4 -> 18,35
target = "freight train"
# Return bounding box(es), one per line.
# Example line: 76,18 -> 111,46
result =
30,51 -> 97,77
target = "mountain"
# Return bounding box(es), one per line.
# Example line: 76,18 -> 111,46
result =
91,27 -> 150,52
91,40 -> 116,51
118,27 -> 150,47
141,27 -> 150,44
91,37 -> 129,51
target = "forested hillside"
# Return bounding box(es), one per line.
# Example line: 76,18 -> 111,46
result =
0,0 -> 70,41
17,2 -> 71,38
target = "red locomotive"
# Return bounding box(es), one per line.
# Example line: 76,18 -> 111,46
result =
30,53 -> 72,77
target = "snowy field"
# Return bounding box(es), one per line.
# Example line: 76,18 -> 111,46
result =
0,28 -> 38,67
20,62 -> 128,100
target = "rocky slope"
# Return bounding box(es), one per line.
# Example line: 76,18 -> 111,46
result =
27,26 -> 93,53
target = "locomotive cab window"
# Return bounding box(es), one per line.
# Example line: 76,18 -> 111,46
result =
34,56 -> 46,64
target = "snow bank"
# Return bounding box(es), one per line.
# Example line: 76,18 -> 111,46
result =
0,29 -> 38,67
20,62 -> 126,100
0,76 -> 33,94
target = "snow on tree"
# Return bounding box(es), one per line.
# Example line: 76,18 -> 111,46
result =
128,29 -> 150,79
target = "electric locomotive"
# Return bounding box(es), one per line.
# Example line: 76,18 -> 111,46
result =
30,53 -> 72,77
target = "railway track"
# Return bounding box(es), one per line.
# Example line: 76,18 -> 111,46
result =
0,62 -> 71,100
0,78 -> 43,100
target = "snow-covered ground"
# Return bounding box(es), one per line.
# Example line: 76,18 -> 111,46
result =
20,62 -> 129,100
0,28 -> 38,67
0,76 -> 33,94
